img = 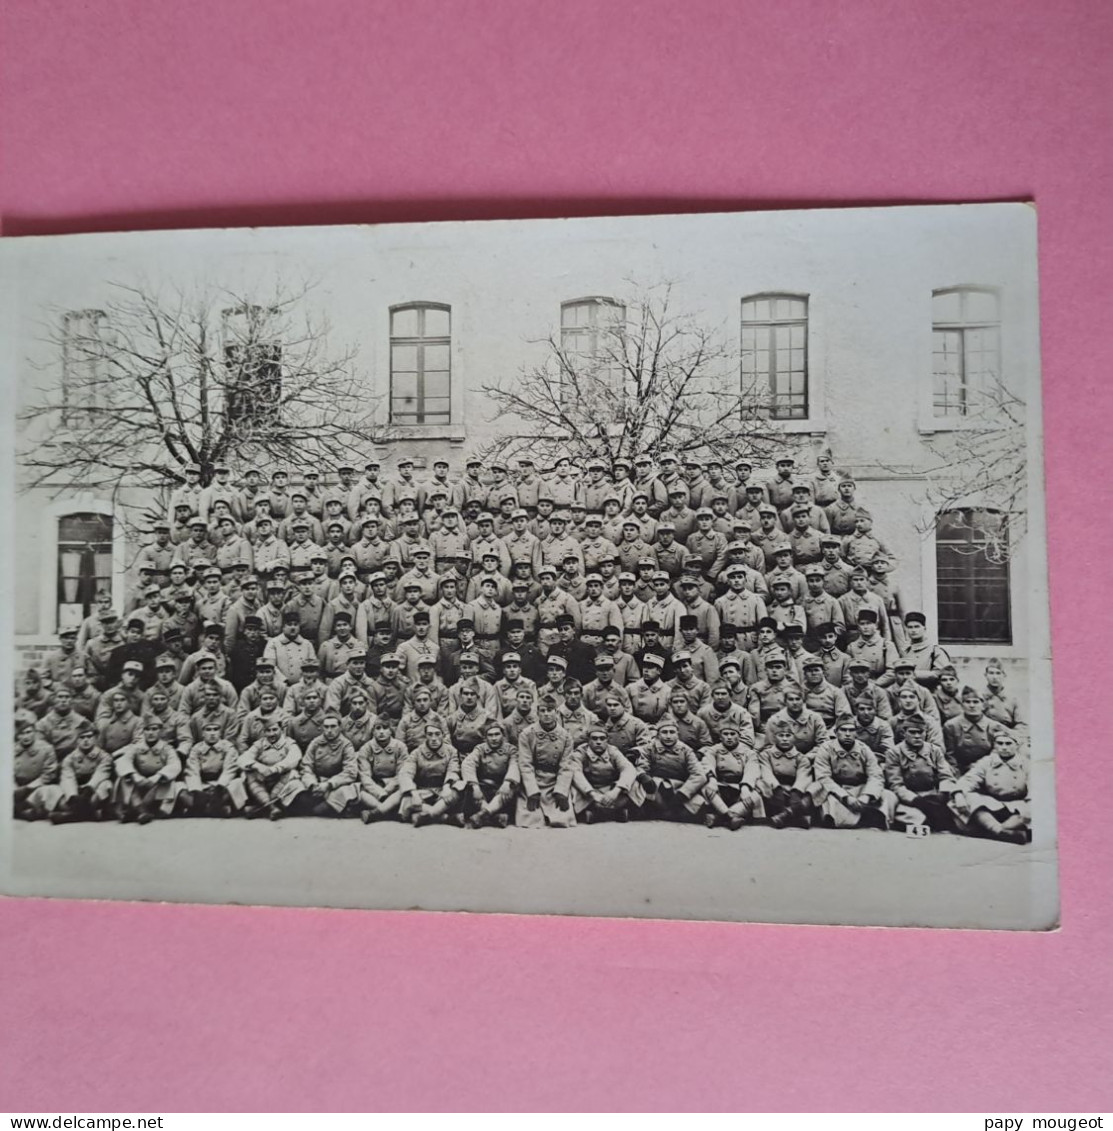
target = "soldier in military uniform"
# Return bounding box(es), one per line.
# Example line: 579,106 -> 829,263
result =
632,719 -> 707,822
460,720 -> 521,828
811,715 -> 895,830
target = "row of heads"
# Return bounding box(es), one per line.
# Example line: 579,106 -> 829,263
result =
175,451 -> 826,480
138,547 -> 891,594
162,491 -> 871,530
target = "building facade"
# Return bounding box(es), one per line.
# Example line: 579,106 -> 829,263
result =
8,207 -> 1040,689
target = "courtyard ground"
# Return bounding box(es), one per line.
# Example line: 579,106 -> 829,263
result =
4,817 -> 1057,931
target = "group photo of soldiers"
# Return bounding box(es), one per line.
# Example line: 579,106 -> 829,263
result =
13,449 -> 1031,845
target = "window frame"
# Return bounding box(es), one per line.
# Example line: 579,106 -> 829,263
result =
33,498 -> 126,640
61,308 -> 109,426
934,506 -> 1012,646
558,296 -> 628,411
740,292 -> 810,422
221,304 -> 284,432
389,301 -> 453,427
930,285 -> 1002,420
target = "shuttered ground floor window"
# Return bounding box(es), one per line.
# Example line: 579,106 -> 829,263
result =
936,508 -> 1011,645
57,513 -> 114,631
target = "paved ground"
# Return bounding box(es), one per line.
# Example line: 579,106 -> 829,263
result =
4,817 -> 1058,930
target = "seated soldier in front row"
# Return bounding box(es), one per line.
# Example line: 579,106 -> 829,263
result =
240,718 -> 305,819
113,718 -> 183,824
181,718 -> 246,817
632,719 -> 707,822
43,720 -> 116,824
12,719 -> 60,821
810,715 -> 896,831
699,719 -> 763,830
516,696 -> 577,829
759,722 -> 817,830
948,730 -> 1031,845
398,720 -> 462,827
571,724 -> 642,824
461,720 -> 520,829
883,713 -> 957,833
357,718 -> 409,824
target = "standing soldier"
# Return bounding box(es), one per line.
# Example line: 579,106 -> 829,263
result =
767,454 -> 798,512
779,483 -> 830,535
302,468 -> 325,519
942,687 -> 1008,777
198,464 -> 238,523
453,458 -> 487,512
513,457 -> 543,516
824,476 -> 861,536
235,467 -> 265,523
136,522 -> 176,589
347,460 -> 386,520
167,464 -> 203,522
811,452 -> 841,507
580,459 -> 612,515
418,458 -> 455,513
626,653 -> 674,725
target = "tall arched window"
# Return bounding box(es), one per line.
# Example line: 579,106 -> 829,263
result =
935,507 -> 1011,644
560,296 -> 627,408
222,304 -> 283,431
740,294 -> 809,419
61,309 -> 109,424
932,286 -> 1000,417
389,303 -> 451,425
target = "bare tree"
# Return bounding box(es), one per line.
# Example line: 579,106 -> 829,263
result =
476,282 -> 796,471
19,277 -> 388,537
916,377 -> 1028,561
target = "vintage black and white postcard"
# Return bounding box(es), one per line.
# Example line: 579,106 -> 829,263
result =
0,204 -> 1057,928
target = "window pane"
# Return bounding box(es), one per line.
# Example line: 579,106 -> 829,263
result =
391,344 -> 419,373
933,329 -> 965,416
423,343 -> 451,372
562,303 -> 586,328
391,307 -> 420,337
424,370 -> 450,399
964,327 -> 1000,395
422,307 -> 451,337
392,373 -> 418,400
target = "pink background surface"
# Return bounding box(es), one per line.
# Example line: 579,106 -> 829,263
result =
2,0 -> 1111,1112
